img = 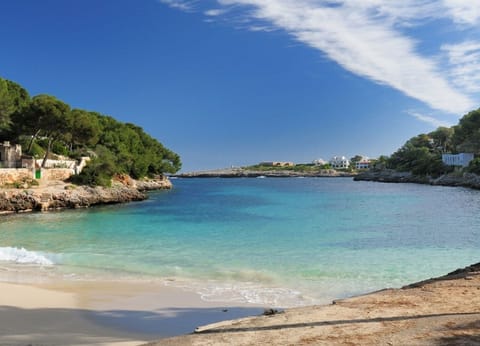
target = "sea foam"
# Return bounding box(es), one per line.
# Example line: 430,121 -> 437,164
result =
0,247 -> 54,265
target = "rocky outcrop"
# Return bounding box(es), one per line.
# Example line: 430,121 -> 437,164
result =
176,169 -> 355,178
0,176 -> 172,214
354,169 -> 480,189
111,174 -> 173,190
353,170 -> 429,184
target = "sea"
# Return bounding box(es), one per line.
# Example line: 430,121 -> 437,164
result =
0,177 -> 479,307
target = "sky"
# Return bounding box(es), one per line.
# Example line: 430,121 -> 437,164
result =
1,0 -> 479,172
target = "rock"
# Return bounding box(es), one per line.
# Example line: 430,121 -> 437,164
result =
263,308 -> 279,316
355,170 -> 480,190
0,176 -> 172,214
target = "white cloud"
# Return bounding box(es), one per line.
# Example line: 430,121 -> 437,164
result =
216,0 -> 475,114
407,111 -> 453,128
443,0 -> 480,25
159,0 -> 197,11
442,41 -> 480,93
205,8 -> 227,16
160,0 -> 480,116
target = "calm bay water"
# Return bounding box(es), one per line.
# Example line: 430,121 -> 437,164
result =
1,177 -> 479,306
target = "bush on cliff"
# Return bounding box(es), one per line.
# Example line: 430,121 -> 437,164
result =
467,158 -> 480,175
387,135 -> 449,177
70,146 -> 116,187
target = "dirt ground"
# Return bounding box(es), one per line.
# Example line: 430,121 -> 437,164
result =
146,263 -> 480,346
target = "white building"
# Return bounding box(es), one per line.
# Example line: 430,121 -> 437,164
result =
442,153 -> 474,167
0,141 -> 22,168
312,158 -> 327,166
330,156 -> 350,169
355,158 -> 371,170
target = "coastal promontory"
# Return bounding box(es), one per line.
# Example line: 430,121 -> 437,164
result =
0,176 -> 172,214
0,76 -> 180,214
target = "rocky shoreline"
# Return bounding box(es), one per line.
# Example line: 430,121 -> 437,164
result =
175,168 -> 355,178
354,169 -> 480,190
0,176 -> 172,214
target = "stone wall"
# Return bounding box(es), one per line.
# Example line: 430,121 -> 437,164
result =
0,168 -> 75,186
0,169 -> 33,185
36,159 -> 76,169
40,168 -> 74,181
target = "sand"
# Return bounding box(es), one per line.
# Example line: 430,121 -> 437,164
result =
2,264 -> 480,346
0,280 -> 263,346
146,266 -> 480,345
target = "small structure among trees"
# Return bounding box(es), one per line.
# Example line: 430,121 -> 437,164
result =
259,161 -> 295,167
0,141 -> 22,168
441,153 -> 474,167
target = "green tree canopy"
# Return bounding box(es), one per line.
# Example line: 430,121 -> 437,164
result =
452,109 -> 480,153
0,78 -> 14,131
0,76 -> 181,185
387,133 -> 450,176
70,109 -> 101,149
27,95 -> 72,167
428,127 -> 454,153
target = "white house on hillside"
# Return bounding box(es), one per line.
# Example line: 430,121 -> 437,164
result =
355,157 -> 371,170
312,158 -> 327,166
442,153 -> 474,167
330,156 -> 350,169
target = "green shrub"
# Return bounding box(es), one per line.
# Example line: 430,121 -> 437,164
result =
467,158 -> 480,175
52,141 -> 69,156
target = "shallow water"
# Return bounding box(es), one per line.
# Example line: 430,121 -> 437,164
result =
1,178 -> 479,307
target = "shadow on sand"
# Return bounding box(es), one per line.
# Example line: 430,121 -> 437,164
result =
0,305 -> 262,345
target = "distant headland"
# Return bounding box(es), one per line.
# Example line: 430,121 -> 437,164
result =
175,160 -> 362,178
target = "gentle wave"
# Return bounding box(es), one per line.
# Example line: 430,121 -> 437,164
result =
0,247 -> 55,265
164,277 -> 314,308
197,283 -> 311,307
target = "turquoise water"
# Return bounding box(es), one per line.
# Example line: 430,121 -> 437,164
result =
1,178 -> 479,306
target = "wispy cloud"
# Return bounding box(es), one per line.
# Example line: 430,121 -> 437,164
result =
443,0 -> 480,25
205,8 -> 227,16
160,0 -> 480,119
407,111 -> 453,128
158,0 -> 197,11
442,40 -> 480,93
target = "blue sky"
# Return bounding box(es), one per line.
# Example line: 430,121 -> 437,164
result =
1,0 -> 479,171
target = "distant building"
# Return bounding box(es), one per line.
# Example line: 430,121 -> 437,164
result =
329,156 -> 350,169
259,161 -> 295,167
442,153 -> 474,167
312,158 -> 327,166
355,156 -> 371,170
0,141 -> 22,168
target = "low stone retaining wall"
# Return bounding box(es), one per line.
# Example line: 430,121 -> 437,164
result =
40,168 -> 74,181
0,168 -> 75,186
0,169 -> 32,185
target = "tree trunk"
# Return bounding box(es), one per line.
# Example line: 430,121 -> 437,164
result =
27,129 -> 41,153
41,137 -> 53,168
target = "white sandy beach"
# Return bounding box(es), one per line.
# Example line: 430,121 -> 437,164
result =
1,264 -> 480,346
2,265 -> 480,346
0,280 -> 263,346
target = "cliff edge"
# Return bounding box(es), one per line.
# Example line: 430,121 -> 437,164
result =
354,169 -> 480,190
0,176 -> 172,214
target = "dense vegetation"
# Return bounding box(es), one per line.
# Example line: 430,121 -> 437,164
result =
385,108 -> 480,176
0,77 -> 181,185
